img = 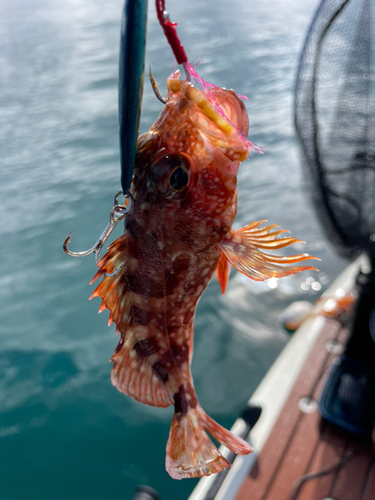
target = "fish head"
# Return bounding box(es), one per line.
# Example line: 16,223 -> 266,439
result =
129,71 -> 250,254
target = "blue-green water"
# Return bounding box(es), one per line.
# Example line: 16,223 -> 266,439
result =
0,0 -> 348,499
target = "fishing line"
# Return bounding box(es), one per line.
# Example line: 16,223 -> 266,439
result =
155,0 -> 188,66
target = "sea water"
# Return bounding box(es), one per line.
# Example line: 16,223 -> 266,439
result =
0,0 -> 347,499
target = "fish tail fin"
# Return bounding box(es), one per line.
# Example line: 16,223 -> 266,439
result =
166,408 -> 230,479
165,406 -> 252,479
200,407 -> 252,455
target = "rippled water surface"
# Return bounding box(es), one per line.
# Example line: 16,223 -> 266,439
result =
0,0 -> 348,499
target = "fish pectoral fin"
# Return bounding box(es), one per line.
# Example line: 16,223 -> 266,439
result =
165,405 -> 251,479
111,340 -> 174,408
219,221 -> 319,282
216,251 -> 231,294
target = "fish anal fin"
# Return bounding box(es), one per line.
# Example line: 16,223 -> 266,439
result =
165,405 -> 251,479
219,222 -> 319,282
216,251 -> 231,294
111,340 -> 173,408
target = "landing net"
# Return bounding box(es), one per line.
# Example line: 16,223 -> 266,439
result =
295,0 -> 375,259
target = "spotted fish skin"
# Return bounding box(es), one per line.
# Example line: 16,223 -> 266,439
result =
90,71 -> 318,479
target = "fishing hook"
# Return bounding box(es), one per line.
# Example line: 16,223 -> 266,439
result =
149,66 -> 167,104
63,191 -> 133,276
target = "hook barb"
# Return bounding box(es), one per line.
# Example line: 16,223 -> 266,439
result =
63,231 -> 102,258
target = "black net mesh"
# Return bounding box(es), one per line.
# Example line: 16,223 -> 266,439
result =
295,0 -> 375,259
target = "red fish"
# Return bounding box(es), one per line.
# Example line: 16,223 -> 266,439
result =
90,71 -> 318,479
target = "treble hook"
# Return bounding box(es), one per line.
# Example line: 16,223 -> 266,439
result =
63,191 -> 133,276
149,66 -> 167,104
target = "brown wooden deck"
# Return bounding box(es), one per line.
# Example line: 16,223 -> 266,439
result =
235,319 -> 375,500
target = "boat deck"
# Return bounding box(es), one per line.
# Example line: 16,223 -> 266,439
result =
235,318 -> 375,500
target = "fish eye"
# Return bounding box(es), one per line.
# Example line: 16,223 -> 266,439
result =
150,154 -> 191,198
169,166 -> 189,192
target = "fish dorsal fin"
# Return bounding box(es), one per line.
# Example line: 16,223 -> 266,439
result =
216,251 -> 231,294
219,221 -> 319,282
90,234 -> 174,408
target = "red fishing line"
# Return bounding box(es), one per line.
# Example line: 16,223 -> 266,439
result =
155,0 -> 188,64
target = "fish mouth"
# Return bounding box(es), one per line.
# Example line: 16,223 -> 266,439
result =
167,73 -> 250,162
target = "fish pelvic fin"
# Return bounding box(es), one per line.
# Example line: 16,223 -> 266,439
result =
219,221 -> 319,282
216,251 -> 231,294
165,405 -> 252,479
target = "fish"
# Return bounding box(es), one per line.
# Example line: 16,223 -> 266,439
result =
89,70 -> 318,479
